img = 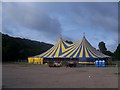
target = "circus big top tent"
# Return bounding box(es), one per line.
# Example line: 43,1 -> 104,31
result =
28,36 -> 110,64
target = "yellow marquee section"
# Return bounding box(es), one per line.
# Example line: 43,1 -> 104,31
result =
87,48 -> 96,58
28,58 -> 43,64
34,37 -> 72,58
61,42 -> 66,52
63,41 -> 72,47
28,58 -> 34,63
31,36 -> 110,59
73,47 -> 80,58
80,46 -> 83,57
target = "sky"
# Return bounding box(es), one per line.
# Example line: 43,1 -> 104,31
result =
2,2 -> 118,52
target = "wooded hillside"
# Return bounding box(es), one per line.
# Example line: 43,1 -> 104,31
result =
2,33 -> 53,62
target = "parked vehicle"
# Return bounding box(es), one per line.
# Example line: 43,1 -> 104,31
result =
49,61 -> 62,67
66,61 -> 77,67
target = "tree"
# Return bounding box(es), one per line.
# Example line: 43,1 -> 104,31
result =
98,41 -> 107,53
65,40 -> 73,44
114,44 -> 120,59
103,51 -> 114,56
98,41 -> 114,57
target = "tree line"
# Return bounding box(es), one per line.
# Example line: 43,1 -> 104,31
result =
2,33 -> 53,62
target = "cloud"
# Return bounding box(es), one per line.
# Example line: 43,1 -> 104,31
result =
2,2 -> 62,41
63,2 -> 118,32
2,2 -> 118,51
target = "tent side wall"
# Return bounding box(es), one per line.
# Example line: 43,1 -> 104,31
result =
28,57 -> 43,64
28,58 -> 34,63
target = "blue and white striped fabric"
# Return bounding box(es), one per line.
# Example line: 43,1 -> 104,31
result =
34,36 -> 109,59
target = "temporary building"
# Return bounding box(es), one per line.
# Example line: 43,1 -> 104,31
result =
28,57 -> 43,64
28,36 -> 110,64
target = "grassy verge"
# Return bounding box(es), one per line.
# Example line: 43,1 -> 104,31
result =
111,60 -> 120,67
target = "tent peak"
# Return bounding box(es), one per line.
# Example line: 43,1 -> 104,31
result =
82,32 -> 86,40
82,33 -> 86,40
60,36 -> 62,41
83,32 -> 86,37
60,34 -> 62,40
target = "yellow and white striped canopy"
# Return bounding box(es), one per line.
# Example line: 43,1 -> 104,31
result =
34,36 -> 109,59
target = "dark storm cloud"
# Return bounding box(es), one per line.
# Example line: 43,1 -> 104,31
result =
66,2 -> 118,32
2,3 -> 62,39
39,3 -> 118,43
2,2 -> 117,36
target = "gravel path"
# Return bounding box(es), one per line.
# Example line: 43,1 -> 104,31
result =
2,64 -> 118,88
